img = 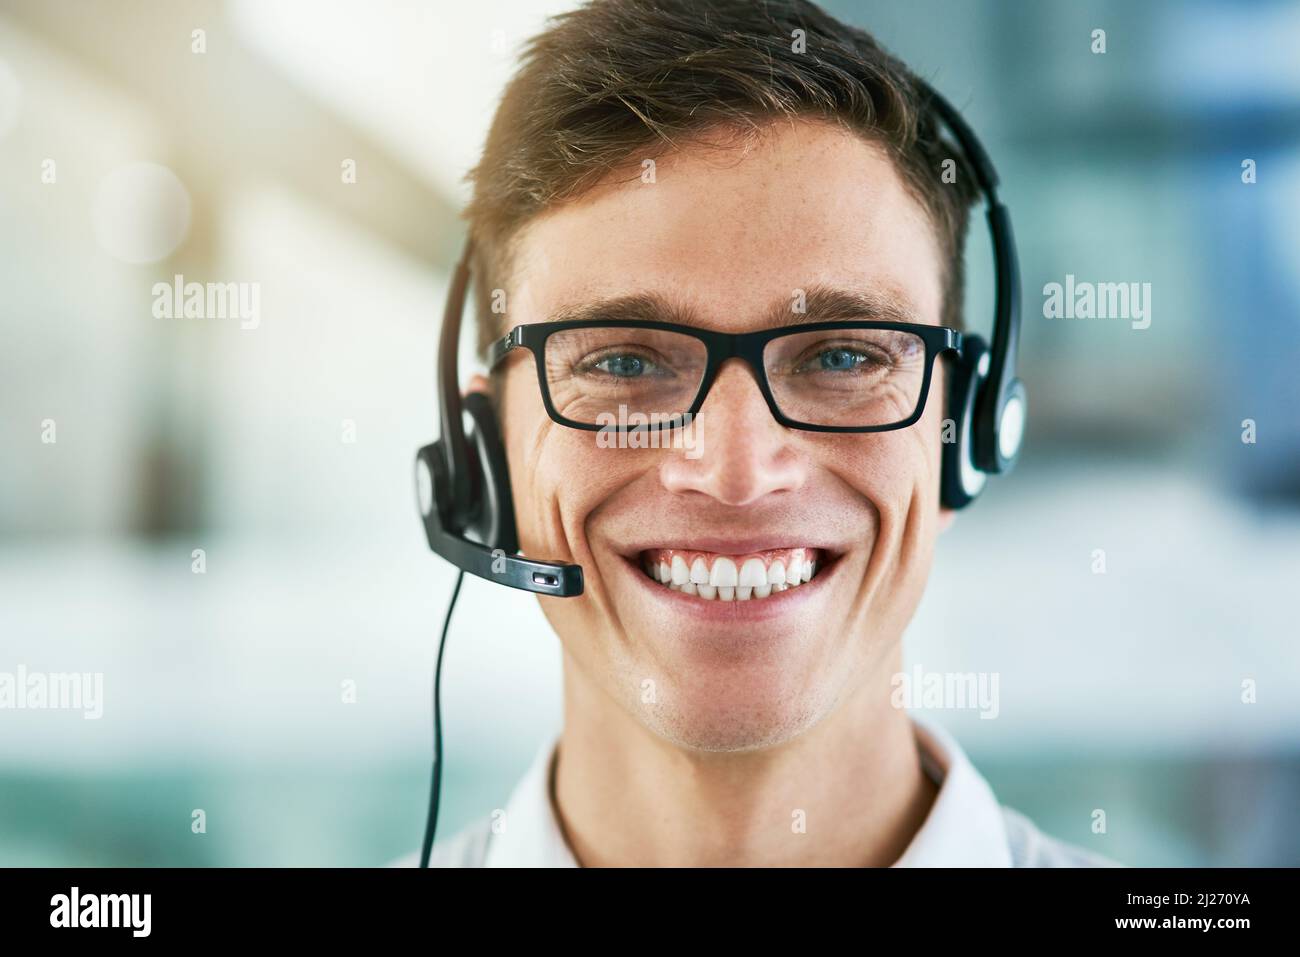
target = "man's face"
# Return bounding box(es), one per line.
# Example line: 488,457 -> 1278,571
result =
494,119 -> 952,752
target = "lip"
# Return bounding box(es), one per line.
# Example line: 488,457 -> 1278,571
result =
620,536 -> 843,557
617,548 -> 841,623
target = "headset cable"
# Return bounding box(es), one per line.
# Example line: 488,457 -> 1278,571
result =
419,569 -> 464,868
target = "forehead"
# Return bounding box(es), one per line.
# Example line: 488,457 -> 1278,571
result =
507,119 -> 945,330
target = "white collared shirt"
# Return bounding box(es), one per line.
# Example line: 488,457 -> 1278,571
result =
394,716 -> 1119,867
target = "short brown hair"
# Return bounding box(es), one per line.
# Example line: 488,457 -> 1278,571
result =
464,0 -> 980,358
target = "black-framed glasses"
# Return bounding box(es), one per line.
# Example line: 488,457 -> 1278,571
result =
488,319 -> 962,433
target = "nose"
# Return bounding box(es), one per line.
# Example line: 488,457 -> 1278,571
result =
658,359 -> 807,506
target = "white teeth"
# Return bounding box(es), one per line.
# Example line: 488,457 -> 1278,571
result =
709,557 -> 738,587
738,558 -> 767,588
767,561 -> 786,586
646,550 -> 825,601
690,558 -> 710,584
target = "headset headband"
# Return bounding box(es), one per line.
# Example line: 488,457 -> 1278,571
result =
917,80 -> 1025,476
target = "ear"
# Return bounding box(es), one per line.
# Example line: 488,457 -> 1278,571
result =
938,505 -> 957,534
465,372 -> 491,397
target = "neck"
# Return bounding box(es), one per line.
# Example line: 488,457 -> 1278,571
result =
551,648 -> 937,867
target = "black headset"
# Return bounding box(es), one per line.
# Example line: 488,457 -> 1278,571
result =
923,86 -> 1027,511
414,245 -> 585,599
411,80 -> 1023,865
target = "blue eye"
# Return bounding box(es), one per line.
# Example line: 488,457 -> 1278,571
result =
594,354 -> 648,377
819,348 -> 867,372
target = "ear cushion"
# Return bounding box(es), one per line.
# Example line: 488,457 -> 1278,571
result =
461,390 -> 520,553
415,440 -> 450,551
940,336 -> 990,511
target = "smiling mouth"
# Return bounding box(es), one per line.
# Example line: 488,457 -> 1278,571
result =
637,547 -> 827,602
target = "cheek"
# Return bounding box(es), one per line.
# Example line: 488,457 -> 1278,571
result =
889,360 -> 948,499
499,373 -> 553,545
823,421 -> 942,508
826,358 -> 947,493
500,380 -> 634,556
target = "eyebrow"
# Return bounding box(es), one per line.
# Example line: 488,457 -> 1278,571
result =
771,284 -> 920,326
544,282 -> 921,329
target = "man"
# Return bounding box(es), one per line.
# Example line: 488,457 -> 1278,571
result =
408,0 -> 1117,867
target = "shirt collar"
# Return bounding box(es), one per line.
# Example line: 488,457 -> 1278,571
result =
482,737 -> 578,867
890,715 -> 1013,867
483,715 -> 1011,867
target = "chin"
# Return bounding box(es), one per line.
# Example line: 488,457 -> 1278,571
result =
620,636 -> 845,754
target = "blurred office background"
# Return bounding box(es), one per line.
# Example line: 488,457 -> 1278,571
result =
1,0 -> 1297,866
